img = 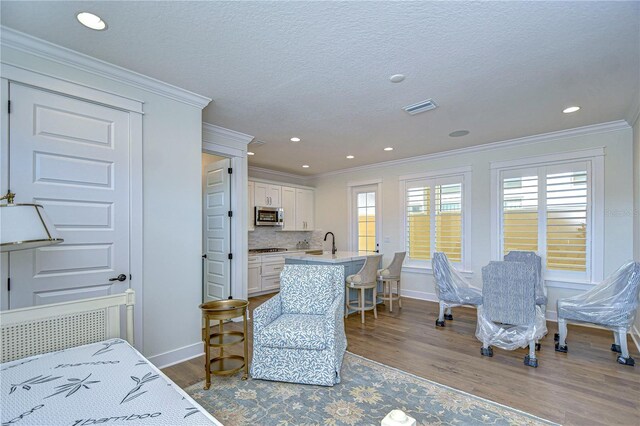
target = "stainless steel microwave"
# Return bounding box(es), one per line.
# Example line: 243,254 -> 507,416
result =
255,206 -> 284,226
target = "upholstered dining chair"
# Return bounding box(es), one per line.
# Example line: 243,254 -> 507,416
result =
377,252 -> 406,312
345,254 -> 383,324
432,252 -> 482,327
251,265 -> 347,386
555,261 -> 640,366
476,261 -> 547,368
504,250 -> 546,350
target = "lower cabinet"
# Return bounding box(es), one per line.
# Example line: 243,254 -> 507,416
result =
248,258 -> 261,294
248,254 -> 286,296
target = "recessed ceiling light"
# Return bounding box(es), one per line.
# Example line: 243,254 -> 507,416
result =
302,164 -> 310,168
384,147 -> 393,151
247,151 -> 255,156
449,130 -> 470,137
389,74 -> 405,83
76,12 -> 107,31
290,137 -> 301,142
346,155 -> 354,159
563,106 -> 580,114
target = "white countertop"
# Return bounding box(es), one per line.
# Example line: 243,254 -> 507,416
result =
284,251 -> 378,263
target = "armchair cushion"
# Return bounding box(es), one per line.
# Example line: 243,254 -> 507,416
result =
259,314 -> 326,350
346,274 -> 362,284
280,266 -> 335,315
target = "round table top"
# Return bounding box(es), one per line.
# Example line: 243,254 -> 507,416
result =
199,299 -> 249,312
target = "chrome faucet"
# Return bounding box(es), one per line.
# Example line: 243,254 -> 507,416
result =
324,232 -> 337,255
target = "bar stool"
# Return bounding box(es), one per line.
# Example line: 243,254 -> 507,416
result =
377,252 -> 406,312
345,254 -> 383,324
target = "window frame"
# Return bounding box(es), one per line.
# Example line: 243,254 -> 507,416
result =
490,148 -> 605,285
399,166 -> 472,272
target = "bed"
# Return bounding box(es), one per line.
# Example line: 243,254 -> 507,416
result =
1,290 -> 221,425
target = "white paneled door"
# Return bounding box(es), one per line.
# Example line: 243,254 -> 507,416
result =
203,158 -> 231,302
8,83 -> 131,309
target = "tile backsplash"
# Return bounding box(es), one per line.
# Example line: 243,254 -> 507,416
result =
249,227 -> 325,250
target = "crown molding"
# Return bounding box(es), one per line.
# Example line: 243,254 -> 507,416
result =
0,26 -> 212,109
313,120 -> 630,179
202,123 -> 254,145
248,166 -> 312,182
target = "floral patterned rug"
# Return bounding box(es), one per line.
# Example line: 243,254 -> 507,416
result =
185,352 -> 558,426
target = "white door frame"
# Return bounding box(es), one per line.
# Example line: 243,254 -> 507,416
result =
0,68 -> 144,351
347,179 -> 383,252
203,132 -> 252,302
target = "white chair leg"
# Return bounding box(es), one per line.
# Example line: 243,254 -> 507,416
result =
397,279 -> 402,308
436,301 -> 446,327
388,281 -> 393,312
614,327 -> 635,366
524,339 -> 538,367
558,318 -> 568,348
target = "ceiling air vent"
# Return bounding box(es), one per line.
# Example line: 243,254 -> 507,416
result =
402,99 -> 438,115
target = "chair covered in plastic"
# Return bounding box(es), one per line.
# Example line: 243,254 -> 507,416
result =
504,251 -> 547,308
476,261 -> 547,368
432,252 -> 482,327
251,265 -> 347,386
377,252 -> 406,312
555,261 -> 640,366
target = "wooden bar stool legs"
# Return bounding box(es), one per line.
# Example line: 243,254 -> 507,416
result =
345,283 -> 377,324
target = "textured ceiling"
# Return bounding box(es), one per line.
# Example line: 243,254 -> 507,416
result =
2,1 -> 639,175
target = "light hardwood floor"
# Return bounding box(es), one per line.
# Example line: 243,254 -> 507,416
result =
163,294 -> 640,425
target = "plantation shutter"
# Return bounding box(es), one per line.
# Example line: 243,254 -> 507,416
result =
406,182 -> 430,261
435,181 -> 463,262
502,169 -> 539,254
545,163 -> 588,272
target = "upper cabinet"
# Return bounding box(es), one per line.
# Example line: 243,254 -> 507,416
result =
295,188 -> 314,231
250,180 -> 315,231
280,186 -> 315,231
254,182 -> 281,207
248,180 -> 255,231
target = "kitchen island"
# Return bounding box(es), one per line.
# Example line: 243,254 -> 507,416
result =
285,251 -> 383,314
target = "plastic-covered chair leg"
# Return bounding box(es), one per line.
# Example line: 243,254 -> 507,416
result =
616,328 -> 635,366
555,318 -> 568,352
480,345 -> 493,357
436,301 -> 446,327
444,307 -> 453,321
524,340 -> 538,367
612,331 -> 622,353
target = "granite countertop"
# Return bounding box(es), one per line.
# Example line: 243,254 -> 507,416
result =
284,251 -> 378,263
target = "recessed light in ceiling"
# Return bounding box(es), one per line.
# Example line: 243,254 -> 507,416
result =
302,164 -> 310,168
346,155 -> 354,159
247,151 -> 255,156
389,74 -> 405,83
563,106 -> 580,114
290,137 -> 301,142
76,12 -> 107,31
384,147 -> 394,151
449,130 -> 470,137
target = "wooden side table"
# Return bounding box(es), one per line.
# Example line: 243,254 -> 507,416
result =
199,299 -> 249,390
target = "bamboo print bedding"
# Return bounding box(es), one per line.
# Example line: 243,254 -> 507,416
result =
1,339 -> 219,425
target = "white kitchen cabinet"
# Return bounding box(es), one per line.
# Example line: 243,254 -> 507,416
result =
248,180 -> 255,231
254,182 -> 281,207
281,186 -> 297,231
279,186 -> 314,231
248,256 -> 261,294
295,188 -> 315,231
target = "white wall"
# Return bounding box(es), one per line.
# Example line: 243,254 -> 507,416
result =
311,126 -> 634,319
1,45 -> 207,362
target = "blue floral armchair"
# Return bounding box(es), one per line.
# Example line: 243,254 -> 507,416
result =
250,265 -> 347,386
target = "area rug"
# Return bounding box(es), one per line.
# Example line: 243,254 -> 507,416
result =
185,352 -> 558,426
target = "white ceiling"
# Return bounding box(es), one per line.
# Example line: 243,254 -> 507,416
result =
2,1 -> 639,176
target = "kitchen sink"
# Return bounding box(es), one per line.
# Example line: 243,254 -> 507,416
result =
305,250 -> 324,255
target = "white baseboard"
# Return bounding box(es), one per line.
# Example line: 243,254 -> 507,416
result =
146,342 -> 204,370
402,289 -> 438,302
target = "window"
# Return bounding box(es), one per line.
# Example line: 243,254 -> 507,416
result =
492,149 -> 604,283
348,182 -> 381,253
401,168 -> 470,268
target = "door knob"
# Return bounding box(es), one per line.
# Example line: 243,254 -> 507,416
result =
109,274 -> 127,282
